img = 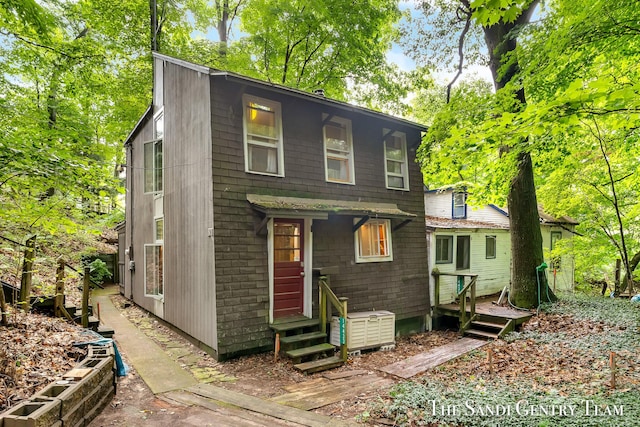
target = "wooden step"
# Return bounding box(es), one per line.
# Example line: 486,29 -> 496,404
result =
97,326 -> 115,338
65,305 -> 77,316
471,320 -> 504,330
285,343 -> 335,359
270,318 -> 319,333
294,356 -> 344,374
279,331 -> 326,345
465,329 -> 499,339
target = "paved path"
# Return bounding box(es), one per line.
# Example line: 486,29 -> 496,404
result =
93,287 -> 198,394
91,286 -> 353,426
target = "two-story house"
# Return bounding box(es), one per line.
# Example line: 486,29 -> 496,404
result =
425,188 -> 577,307
122,53 -> 430,363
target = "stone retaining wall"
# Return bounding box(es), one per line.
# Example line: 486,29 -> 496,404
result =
0,344 -> 116,427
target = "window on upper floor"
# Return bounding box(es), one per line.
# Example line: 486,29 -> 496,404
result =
452,191 -> 467,219
486,235 -> 496,259
243,95 -> 284,176
144,109 -> 164,194
435,235 -> 453,264
384,130 -> 409,191
323,115 -> 354,184
355,219 -> 392,263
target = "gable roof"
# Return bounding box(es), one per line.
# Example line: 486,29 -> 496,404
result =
425,215 -> 509,231
152,52 -> 427,131
494,205 -> 579,225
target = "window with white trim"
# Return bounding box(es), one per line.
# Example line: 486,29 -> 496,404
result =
435,235 -> 453,264
354,219 -> 392,263
452,192 -> 466,219
155,217 -> 164,242
243,95 -> 284,176
144,109 -> 164,194
384,130 -> 409,190
144,244 -> 163,297
323,115 -> 354,184
486,235 -> 496,259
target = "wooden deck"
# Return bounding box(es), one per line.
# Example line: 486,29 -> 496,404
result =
379,337 -> 487,379
438,299 -> 534,322
271,373 -> 393,410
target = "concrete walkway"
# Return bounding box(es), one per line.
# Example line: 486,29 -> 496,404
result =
93,287 -> 197,394
92,286 -> 352,426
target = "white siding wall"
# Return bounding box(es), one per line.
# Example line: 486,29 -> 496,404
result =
424,191 -> 510,226
424,191 -> 454,217
467,206 -> 509,226
429,229 -> 511,305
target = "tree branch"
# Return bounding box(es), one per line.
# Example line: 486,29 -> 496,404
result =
446,7 -> 471,104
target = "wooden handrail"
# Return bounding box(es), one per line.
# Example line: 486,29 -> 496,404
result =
432,269 -> 478,334
64,262 -> 104,289
318,275 -> 348,362
458,275 -> 477,333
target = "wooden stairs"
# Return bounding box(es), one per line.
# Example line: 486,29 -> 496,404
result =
463,316 -> 514,340
271,317 -> 344,374
1,280 -> 112,336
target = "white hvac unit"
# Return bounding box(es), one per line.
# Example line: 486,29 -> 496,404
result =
330,310 -> 395,351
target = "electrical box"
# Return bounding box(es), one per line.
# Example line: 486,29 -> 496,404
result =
330,310 -> 395,351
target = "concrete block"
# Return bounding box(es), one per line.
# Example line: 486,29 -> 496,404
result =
87,345 -> 114,359
1,397 -> 61,427
72,358 -> 114,399
33,381 -> 83,425
82,374 -> 116,426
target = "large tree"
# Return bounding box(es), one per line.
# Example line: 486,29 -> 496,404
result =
412,0 -> 640,304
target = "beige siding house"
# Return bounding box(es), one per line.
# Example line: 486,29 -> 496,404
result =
425,188 -> 577,310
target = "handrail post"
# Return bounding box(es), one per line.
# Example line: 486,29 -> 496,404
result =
82,266 -> 90,328
432,268 -> 440,308
470,276 -> 477,320
55,259 -> 65,318
339,297 -> 348,362
319,276 -> 326,334
459,287 -> 467,333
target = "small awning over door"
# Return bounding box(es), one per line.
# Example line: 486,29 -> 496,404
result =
246,193 -> 416,234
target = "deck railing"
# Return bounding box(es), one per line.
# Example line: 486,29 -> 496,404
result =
432,269 -> 478,334
318,275 -> 348,362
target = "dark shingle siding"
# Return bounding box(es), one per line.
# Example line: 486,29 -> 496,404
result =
211,78 -> 429,357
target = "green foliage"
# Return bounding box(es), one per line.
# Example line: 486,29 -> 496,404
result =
412,0 -> 640,285
378,378 -> 635,426
0,0 -> 150,240
88,258 -> 111,286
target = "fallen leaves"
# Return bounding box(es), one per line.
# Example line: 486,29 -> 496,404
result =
0,308 -> 88,412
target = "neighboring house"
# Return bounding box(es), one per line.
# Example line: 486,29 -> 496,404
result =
425,188 -> 577,306
122,53 -> 430,361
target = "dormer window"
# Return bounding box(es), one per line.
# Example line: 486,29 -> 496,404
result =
452,192 -> 467,219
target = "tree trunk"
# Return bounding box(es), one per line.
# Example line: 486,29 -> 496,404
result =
507,152 -> 556,307
0,281 -> 7,326
478,0 -> 552,307
217,0 -> 230,58
621,250 -> 640,294
19,235 -> 36,312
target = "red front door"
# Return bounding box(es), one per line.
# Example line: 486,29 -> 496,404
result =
273,219 -> 304,319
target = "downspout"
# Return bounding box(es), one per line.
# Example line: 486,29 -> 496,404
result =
125,140 -> 134,300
